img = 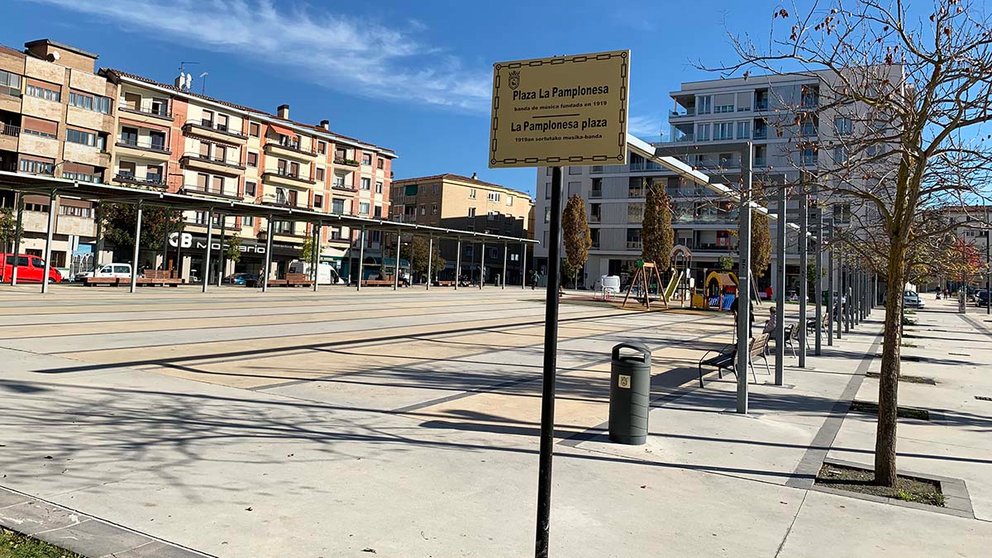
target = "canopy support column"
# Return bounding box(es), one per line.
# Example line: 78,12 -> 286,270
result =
41,190 -> 58,294
262,215 -> 273,292
130,201 -> 143,293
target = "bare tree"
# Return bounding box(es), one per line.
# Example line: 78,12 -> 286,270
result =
716,0 -> 992,486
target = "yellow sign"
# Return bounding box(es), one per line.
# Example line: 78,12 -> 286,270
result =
489,50 -> 630,168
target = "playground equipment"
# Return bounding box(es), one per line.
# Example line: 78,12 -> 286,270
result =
668,245 -> 693,307
622,261 -> 669,309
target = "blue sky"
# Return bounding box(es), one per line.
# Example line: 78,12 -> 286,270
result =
4,0 -> 787,194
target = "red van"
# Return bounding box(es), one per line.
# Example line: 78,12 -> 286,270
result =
0,253 -> 63,284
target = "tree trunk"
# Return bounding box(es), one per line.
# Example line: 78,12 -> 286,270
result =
875,242 -> 906,487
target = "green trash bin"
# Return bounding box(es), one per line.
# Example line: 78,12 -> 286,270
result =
609,342 -> 652,445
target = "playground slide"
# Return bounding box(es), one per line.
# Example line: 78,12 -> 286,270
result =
663,270 -> 682,300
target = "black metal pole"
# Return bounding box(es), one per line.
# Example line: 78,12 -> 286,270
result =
535,166 -> 563,558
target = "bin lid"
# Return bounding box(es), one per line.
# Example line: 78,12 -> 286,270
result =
612,342 -> 650,363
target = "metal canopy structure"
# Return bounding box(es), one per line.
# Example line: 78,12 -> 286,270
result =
0,171 -> 538,245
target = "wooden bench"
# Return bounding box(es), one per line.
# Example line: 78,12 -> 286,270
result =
436,280 -> 456,287
698,333 -> 770,387
361,278 -> 395,287
267,273 -> 313,287
83,277 -> 122,287
135,270 -> 182,287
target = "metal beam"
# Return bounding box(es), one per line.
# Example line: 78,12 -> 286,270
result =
357,226 -> 366,292
480,241 -> 486,290
393,231 -> 401,291
502,241 -> 508,289
217,213 -> 226,287
455,239 -> 462,291
522,243 -> 528,289
202,209 -> 213,293
41,190 -> 57,294
130,201 -> 142,293
10,194 -> 22,285
262,215 -> 273,292
426,236 -> 433,291
813,207 -> 823,356
312,223 -> 320,293
735,142 -> 753,413
775,182 -> 786,384
798,181 -> 808,368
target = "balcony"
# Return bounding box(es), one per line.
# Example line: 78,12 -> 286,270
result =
590,189 -> 603,198
669,108 -> 695,118
753,129 -> 768,140
334,157 -> 360,167
626,241 -> 643,250
0,123 -> 17,151
265,138 -> 317,160
628,187 -> 645,198
180,152 -> 246,175
262,169 -> 317,187
673,132 -> 695,143
755,99 -> 769,111
116,137 -> 171,161
754,157 -> 767,167
182,183 -> 242,201
182,121 -> 247,143
589,213 -> 601,223
120,104 -> 172,122
332,182 -> 357,192
115,173 -> 166,189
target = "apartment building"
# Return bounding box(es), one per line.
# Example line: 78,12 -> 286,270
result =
534,70 -> 843,292
0,39 -> 116,272
99,69 -> 395,281
390,173 -> 533,283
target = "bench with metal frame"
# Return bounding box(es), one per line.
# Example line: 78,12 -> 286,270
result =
268,273 -> 313,288
135,270 -> 182,287
698,333 -> 770,387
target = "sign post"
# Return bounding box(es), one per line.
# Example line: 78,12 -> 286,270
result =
490,50 -> 629,558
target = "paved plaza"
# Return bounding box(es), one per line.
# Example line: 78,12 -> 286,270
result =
0,285 -> 990,557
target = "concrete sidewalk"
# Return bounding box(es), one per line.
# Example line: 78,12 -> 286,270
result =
0,287 -> 989,556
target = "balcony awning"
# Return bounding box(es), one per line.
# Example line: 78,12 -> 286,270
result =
269,123 -> 298,139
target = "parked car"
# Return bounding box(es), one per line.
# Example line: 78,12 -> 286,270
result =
75,263 -> 133,282
977,290 -> 990,307
0,253 -> 62,284
903,290 -> 925,309
224,273 -> 257,286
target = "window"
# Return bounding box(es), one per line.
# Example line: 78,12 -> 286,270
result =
736,121 -> 750,139
149,131 -> 166,151
66,128 -> 106,150
316,167 -> 325,181
313,194 -> 324,208
199,141 -> 211,158
568,166 -> 581,175
420,206 -> 427,215
361,177 -> 371,190
19,158 -> 54,175
468,189 -> 477,199
697,95 -> 712,114
196,173 -> 209,190
59,205 -> 94,217
801,147 -> 816,166
374,205 -> 382,218
61,171 -> 100,184
317,141 -> 326,155
834,116 -> 853,136
150,98 -> 167,116
375,181 -> 383,193
289,161 -> 300,177
26,82 -> 60,102
332,198 -> 346,214
833,146 -> 848,164
544,207 -> 550,224
0,70 -> 21,96
487,211 -> 497,220
247,152 -> 258,167
468,207 -> 477,217
216,114 -> 229,132
696,123 -> 710,141
377,158 -> 384,169
402,184 -> 417,196
201,110 -> 214,127
800,85 -> 819,108
243,216 -> 255,226
359,202 -> 370,215
245,181 -> 256,196
69,92 -> 93,110
212,176 -> 224,193
487,191 -> 501,202
214,145 -> 227,163
22,117 -> 57,139
506,196 -> 513,206
715,103 -> 735,113
249,122 -> 260,137
431,204 -> 437,214
362,153 -> 372,165
713,122 -> 734,140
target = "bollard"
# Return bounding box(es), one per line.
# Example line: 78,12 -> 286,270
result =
608,343 -> 652,445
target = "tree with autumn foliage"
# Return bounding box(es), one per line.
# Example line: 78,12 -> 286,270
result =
641,178 -> 674,273
562,194 -> 591,289
719,0 -> 992,486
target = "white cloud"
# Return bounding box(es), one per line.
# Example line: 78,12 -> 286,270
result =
26,0 -> 492,111
628,114 -> 664,141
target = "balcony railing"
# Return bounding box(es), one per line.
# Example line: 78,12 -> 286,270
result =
267,138 -> 317,156
334,157 -> 360,167
590,189 -> 603,198
755,100 -> 769,111
183,121 -> 246,139
1,124 -> 19,137
181,152 -> 246,170
628,188 -> 645,198
674,133 -> 695,143
754,157 -> 767,167
589,214 -> 601,223
115,173 -> 166,188
184,184 -> 241,199
117,137 -> 170,153
120,105 -> 172,119
263,170 -> 316,185
753,129 -> 767,140
626,241 -> 643,250
332,183 -> 357,192
670,108 -> 695,118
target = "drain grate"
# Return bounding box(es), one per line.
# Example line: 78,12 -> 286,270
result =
866,372 -> 936,385
976,395 -> 992,402
850,400 -> 931,420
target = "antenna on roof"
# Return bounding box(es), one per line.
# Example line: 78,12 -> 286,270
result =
177,61 -> 199,92
199,72 -> 209,95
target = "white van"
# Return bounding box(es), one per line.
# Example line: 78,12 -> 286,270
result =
75,263 -> 132,281
288,261 -> 345,285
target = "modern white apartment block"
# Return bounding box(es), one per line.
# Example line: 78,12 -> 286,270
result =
534,70 -> 839,293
